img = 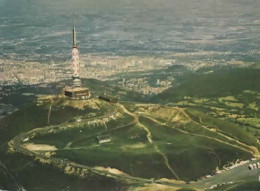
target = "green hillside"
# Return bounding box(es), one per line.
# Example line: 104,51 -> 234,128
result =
1,80 -> 259,190
153,68 -> 260,141
0,97 -> 128,191
155,68 -> 260,102
5,100 -> 257,183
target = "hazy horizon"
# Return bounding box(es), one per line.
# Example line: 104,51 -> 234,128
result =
0,0 -> 259,60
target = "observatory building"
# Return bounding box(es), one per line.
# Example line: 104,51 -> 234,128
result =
64,19 -> 91,99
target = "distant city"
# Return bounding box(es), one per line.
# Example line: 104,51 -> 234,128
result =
0,50 -> 253,92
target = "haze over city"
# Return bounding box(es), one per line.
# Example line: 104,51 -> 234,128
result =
1,0 -> 259,60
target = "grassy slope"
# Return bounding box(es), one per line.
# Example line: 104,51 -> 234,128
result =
152,67 -> 260,142
0,100 -> 99,144
0,104 -> 48,144
155,68 -> 260,102
185,108 -> 258,147
0,99 -> 128,191
138,116 -> 251,181
28,112 -> 135,148
37,105 -> 254,181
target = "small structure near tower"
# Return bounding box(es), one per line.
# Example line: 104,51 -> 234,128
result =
96,135 -> 111,144
64,16 -> 91,99
98,94 -> 118,103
